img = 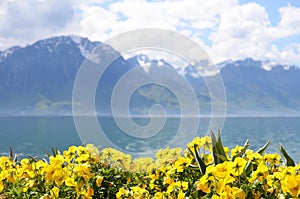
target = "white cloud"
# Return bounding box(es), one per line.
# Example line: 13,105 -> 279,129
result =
208,2 -> 300,65
0,0 -> 299,66
278,5 -> 300,35
107,0 -> 237,34
266,43 -> 300,65
209,3 -> 271,60
76,5 -> 118,40
0,0 -> 75,49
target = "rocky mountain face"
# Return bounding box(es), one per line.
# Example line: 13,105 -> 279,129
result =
219,58 -> 300,115
0,36 -> 299,116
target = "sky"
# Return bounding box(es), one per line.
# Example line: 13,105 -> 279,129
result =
0,0 -> 300,65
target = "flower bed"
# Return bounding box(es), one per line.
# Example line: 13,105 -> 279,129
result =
0,131 -> 298,198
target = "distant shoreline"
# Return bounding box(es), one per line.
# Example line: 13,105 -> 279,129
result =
1,113 -> 300,118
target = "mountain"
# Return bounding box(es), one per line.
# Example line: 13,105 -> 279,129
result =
0,36 -> 299,116
219,58 -> 300,115
0,36 -> 122,114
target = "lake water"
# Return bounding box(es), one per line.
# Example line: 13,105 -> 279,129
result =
0,116 -> 299,161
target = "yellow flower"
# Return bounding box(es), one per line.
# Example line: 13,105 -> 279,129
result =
116,188 -> 129,199
153,192 -> 163,199
166,182 -> 175,194
44,164 -> 57,183
121,154 -> 132,171
181,181 -> 189,191
86,144 -> 100,162
132,157 -> 155,172
96,176 -> 104,187
22,180 -> 35,192
131,186 -> 149,198
149,180 -> 155,190
73,164 -> 94,182
63,146 -> 77,162
214,161 -> 234,179
163,176 -> 174,185
177,191 -> 185,199
232,187 -> 246,199
187,137 -> 201,152
196,180 -> 210,193
76,153 -> 90,163
156,147 -> 181,166
0,181 -> 4,193
249,163 -> 269,183
53,168 -> 67,186
50,186 -> 60,198
264,153 -> 281,166
200,136 -> 212,151
33,160 -> 47,171
267,174 -> 280,187
203,154 -> 213,165
211,194 -> 220,199
49,155 -> 65,168
6,172 -> 16,183
246,152 -> 262,165
206,165 -> 217,174
231,145 -> 244,157
174,181 -> 189,191
0,156 -> 10,170
223,147 -> 230,158
281,174 -> 300,197
196,168 -> 216,193
77,146 -> 87,155
81,187 -> 94,198
174,156 -> 192,172
231,157 -> 247,176
65,177 -> 77,187
215,179 -> 229,195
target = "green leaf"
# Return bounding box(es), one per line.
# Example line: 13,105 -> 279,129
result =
189,164 -> 200,170
256,140 -> 270,155
211,130 -> 228,164
188,147 -> 206,175
51,147 -> 56,157
279,144 -> 295,167
194,145 -> 207,174
215,153 -> 229,162
244,161 -> 253,177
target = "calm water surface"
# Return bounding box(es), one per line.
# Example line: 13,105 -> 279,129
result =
0,116 -> 299,160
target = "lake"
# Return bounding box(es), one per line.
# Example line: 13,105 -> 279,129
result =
0,116 -> 299,161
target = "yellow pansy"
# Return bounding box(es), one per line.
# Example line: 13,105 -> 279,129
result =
177,191 -> 185,199
153,192 -> 164,199
264,153 -> 281,166
0,181 -> 3,193
65,177 -> 77,187
231,157 -> 247,176
231,145 -> 244,157
50,186 -> 60,198
96,176 -> 104,187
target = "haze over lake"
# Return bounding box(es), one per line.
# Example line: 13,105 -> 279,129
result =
1,116 -> 299,161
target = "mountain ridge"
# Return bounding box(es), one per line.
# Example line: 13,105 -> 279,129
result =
0,35 -> 299,116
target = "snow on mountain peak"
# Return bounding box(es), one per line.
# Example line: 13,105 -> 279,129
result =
29,35 -> 102,59
216,59 -> 233,69
70,35 -> 82,44
136,54 -> 152,73
70,35 -> 101,58
261,60 -> 292,71
0,46 -> 21,63
261,60 -> 274,71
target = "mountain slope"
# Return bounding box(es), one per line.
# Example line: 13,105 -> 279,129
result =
220,58 -> 300,115
0,36 -> 299,115
0,36 -> 117,114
